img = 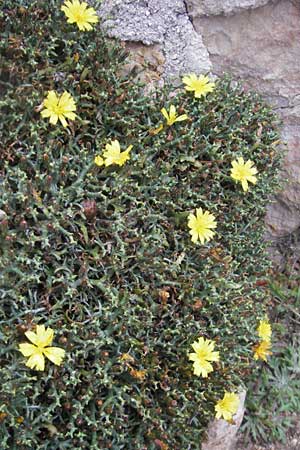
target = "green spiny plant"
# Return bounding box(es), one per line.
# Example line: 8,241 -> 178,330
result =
0,1 -> 281,449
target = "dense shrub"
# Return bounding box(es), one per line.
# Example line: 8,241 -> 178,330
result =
0,1 -> 281,448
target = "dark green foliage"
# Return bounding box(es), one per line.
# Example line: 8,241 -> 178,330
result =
241,274 -> 300,444
0,1 -> 281,448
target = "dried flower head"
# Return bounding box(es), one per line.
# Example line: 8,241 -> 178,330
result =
253,340 -> 272,362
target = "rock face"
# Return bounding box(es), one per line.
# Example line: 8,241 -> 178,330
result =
99,0 -> 300,251
201,390 -> 247,450
187,0 -> 272,17
98,0 -> 211,80
192,0 -> 300,243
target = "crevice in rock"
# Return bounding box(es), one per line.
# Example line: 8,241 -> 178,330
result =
182,0 -> 196,31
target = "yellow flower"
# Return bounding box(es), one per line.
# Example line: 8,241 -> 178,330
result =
215,392 -> 239,421
160,105 -> 188,126
230,157 -> 258,192
94,155 -> 104,167
102,140 -> 132,167
188,208 -> 217,244
182,73 -> 215,98
257,319 -> 272,342
253,340 -> 272,362
188,337 -> 220,378
61,0 -> 99,31
41,91 -> 76,128
18,324 -> 65,371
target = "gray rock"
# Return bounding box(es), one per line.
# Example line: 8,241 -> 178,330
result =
186,0 -> 272,17
98,0 -> 211,79
202,390 -> 247,450
193,0 -> 300,241
0,209 -> 7,222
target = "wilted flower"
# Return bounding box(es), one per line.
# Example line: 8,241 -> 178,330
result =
230,157 -> 258,192
149,124 -> 164,135
215,392 -> 239,421
160,105 -> 188,126
188,337 -> 219,378
253,340 -> 272,362
182,74 -> 215,98
82,199 -> 97,220
61,0 -> 99,31
18,324 -> 65,371
188,208 -> 217,244
41,91 -> 76,127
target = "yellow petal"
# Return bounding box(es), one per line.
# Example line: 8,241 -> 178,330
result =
241,180 -> 248,192
110,140 -> 121,152
49,114 -> 59,125
248,175 -> 257,184
63,112 -> 76,120
59,115 -> 68,128
26,353 -> 45,371
175,114 -> 188,122
19,343 -> 37,357
35,325 -> 54,347
43,347 -> 65,366
24,330 -> 39,345
169,104 -> 176,119
41,109 -> 51,118
94,155 -> 104,166
161,107 -> 169,122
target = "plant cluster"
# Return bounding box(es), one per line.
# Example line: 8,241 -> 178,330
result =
0,0 -> 281,448
241,273 -> 300,444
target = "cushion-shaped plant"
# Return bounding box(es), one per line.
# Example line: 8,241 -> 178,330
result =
0,1 -> 281,448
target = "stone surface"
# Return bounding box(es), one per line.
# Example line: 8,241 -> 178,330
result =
98,0 -> 211,79
202,390 -> 246,450
118,42 -> 166,88
193,0 -> 300,241
187,0 -> 272,17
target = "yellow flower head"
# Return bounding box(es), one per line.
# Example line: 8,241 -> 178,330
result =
188,208 -> 217,244
215,392 -> 239,421
253,340 -> 272,362
257,319 -> 272,342
182,73 -> 215,98
230,157 -> 258,192
160,105 -> 188,126
18,324 -> 65,371
102,140 -> 132,167
94,155 -> 104,167
41,91 -> 76,128
61,0 -> 99,31
188,337 -> 220,378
